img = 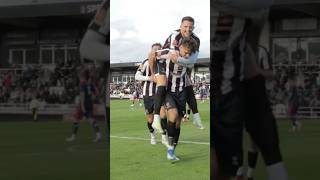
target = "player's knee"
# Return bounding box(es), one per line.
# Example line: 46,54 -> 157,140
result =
159,108 -> 166,119
167,108 -> 178,123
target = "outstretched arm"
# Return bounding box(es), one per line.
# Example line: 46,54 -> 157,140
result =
244,10 -> 269,79
80,0 -> 109,61
148,50 -> 157,76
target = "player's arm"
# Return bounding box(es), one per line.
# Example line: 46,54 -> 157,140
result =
244,10 -> 269,79
135,63 -> 153,82
175,51 -> 199,66
168,32 -> 200,67
148,50 -> 157,76
79,0 -> 109,61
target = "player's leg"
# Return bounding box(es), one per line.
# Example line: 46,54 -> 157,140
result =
213,90 -> 245,179
138,95 -> 142,106
66,107 -> 82,142
159,106 -> 168,146
146,113 -> 156,145
130,95 -> 134,107
152,60 -> 167,133
244,75 -> 288,180
247,136 -> 259,180
173,90 -> 187,149
186,85 -> 204,129
144,96 -> 156,144
289,104 -> 301,132
174,117 -> 181,149
90,117 -> 102,142
165,93 -> 179,161
86,106 -> 101,142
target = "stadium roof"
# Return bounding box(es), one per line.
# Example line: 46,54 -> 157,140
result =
272,0 -> 320,18
0,0 -> 101,6
0,0 -> 102,18
274,0 -> 320,5
111,58 -> 210,69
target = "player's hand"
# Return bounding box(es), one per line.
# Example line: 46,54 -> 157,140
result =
148,49 -> 157,61
149,75 -> 156,82
94,1 -> 108,26
182,115 -> 189,122
169,51 -> 179,63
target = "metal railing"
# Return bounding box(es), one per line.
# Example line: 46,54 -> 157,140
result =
273,105 -> 320,119
0,103 -> 104,115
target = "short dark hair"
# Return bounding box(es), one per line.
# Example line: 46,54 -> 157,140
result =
181,16 -> 194,24
151,43 -> 162,48
179,38 -> 198,55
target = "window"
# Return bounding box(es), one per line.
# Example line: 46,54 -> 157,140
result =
282,18 -> 318,31
272,38 -> 320,65
25,49 -> 38,64
11,50 -> 23,64
41,49 -> 53,64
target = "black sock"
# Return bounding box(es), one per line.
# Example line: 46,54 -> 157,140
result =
186,86 -> 198,114
167,121 -> 176,146
91,121 -> 100,133
174,128 -> 180,148
147,122 -> 154,133
248,151 -> 259,169
154,86 -> 166,115
187,109 -> 191,115
161,118 -> 167,135
72,122 -> 79,135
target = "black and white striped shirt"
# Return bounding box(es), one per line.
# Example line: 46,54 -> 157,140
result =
212,10 -> 248,96
135,59 -> 156,97
163,30 -> 200,51
163,30 -> 199,93
258,45 -> 272,70
166,59 -> 188,93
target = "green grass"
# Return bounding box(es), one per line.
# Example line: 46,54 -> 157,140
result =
110,99 -> 210,180
243,118 -> 320,180
0,120 -> 107,180
1,100 -> 319,180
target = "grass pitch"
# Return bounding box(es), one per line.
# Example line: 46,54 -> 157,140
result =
0,118 -> 107,180
110,99 -> 210,180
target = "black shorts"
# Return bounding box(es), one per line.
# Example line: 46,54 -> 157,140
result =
212,88 -> 245,177
143,96 -> 154,115
243,75 -> 281,165
164,90 -> 186,117
155,59 -> 166,75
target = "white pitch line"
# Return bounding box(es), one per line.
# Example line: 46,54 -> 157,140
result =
110,135 -> 209,145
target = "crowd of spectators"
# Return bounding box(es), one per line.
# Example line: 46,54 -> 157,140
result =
0,61 -> 105,105
268,65 -> 320,108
